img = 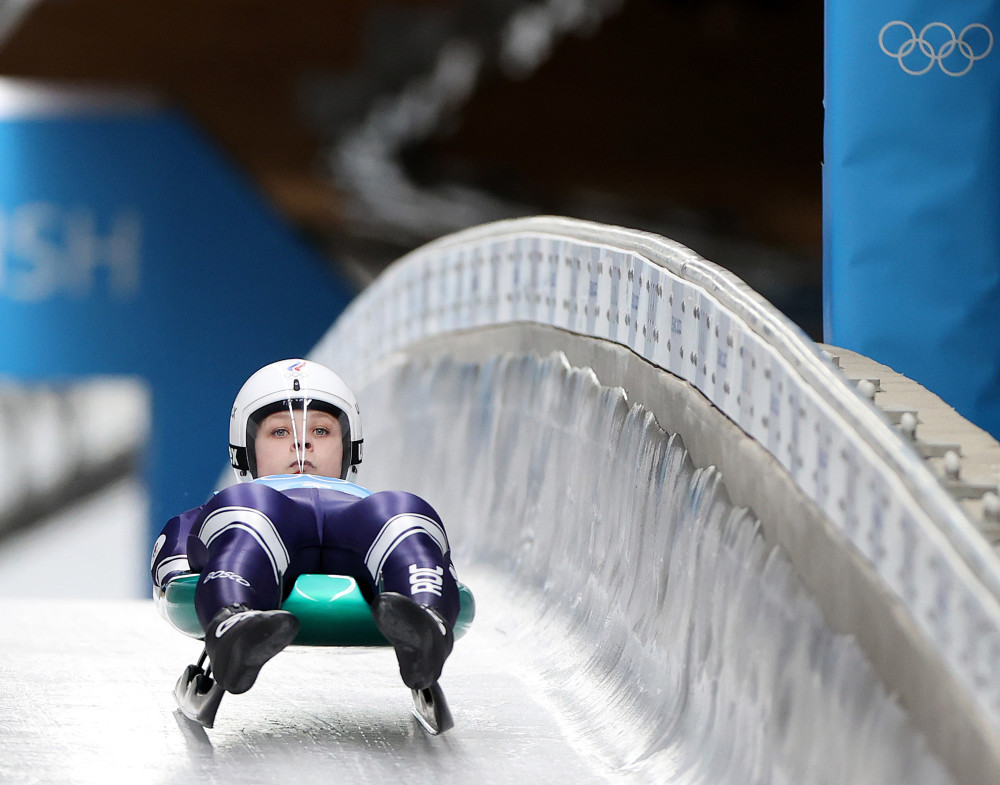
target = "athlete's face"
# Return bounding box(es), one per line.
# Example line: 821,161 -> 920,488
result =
253,409 -> 343,478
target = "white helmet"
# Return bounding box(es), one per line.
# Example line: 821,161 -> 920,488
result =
229,359 -> 363,482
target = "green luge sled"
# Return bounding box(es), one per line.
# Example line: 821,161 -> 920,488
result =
163,573 -> 475,646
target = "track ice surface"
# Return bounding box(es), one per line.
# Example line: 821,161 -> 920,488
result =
0,569 -> 614,785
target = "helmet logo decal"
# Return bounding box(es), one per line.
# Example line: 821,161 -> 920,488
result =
286,360 -> 307,375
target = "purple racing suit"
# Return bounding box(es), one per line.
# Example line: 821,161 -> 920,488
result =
151,474 -> 460,632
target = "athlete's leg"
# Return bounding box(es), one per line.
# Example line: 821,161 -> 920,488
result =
323,490 -> 461,689
322,490 -> 461,627
186,483 -> 320,693
188,482 -> 318,630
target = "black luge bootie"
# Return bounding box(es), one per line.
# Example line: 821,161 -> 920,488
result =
203,604 -> 300,694
372,593 -> 454,690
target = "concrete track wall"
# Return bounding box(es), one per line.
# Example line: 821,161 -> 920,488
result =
312,216 -> 1000,784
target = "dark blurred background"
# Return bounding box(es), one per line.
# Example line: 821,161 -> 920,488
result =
0,0 -> 823,337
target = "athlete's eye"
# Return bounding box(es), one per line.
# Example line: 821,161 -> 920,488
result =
270,427 -> 290,438
312,427 -> 330,437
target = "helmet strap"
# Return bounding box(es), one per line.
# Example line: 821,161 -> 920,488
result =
287,397 -> 312,474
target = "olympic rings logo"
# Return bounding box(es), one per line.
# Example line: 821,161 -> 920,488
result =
879,21 -> 994,76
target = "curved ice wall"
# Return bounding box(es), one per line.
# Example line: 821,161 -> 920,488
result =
312,216 -> 1000,784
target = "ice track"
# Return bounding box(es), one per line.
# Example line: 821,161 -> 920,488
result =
4,217 -> 1000,784
353,348 -> 952,785
0,578 -> 616,785
0,379 -> 950,785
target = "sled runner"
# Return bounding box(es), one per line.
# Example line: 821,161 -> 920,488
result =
160,572 -> 474,733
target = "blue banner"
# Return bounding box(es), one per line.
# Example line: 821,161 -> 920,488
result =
0,87 -> 356,541
825,2 -> 1000,437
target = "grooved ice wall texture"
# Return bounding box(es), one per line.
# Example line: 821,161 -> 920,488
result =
313,216 -> 1000,746
358,351 -> 950,784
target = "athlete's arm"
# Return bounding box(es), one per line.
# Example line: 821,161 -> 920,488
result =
151,509 -> 200,591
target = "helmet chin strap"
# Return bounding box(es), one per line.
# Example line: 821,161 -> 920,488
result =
286,396 -> 312,474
